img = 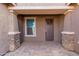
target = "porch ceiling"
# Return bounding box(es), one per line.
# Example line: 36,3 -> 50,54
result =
8,3 -> 74,14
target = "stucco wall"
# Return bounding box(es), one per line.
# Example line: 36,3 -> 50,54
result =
0,4 -> 10,55
18,15 -> 25,43
18,15 -> 64,42
63,12 -> 72,31
54,15 -> 64,43
63,7 -> 79,37
71,7 -> 79,42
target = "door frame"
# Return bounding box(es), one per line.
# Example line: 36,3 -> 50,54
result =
45,17 -> 54,41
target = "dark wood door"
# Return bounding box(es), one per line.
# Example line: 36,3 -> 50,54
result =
45,18 -> 54,41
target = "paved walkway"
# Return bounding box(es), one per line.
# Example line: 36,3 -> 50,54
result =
5,40 -> 78,56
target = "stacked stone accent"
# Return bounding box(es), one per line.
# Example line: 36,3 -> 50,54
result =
61,31 -> 75,51
74,38 -> 79,53
8,32 -> 20,51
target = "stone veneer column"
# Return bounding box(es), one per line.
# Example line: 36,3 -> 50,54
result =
8,10 -> 20,51
61,11 -> 75,51
61,32 -> 75,51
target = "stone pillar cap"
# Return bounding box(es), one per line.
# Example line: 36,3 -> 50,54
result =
8,32 -> 21,35
61,31 -> 75,34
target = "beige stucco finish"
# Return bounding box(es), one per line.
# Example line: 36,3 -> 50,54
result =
54,15 -> 64,43
0,4 -> 10,55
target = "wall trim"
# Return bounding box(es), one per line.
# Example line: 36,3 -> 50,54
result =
8,32 -> 21,35
61,31 -> 75,34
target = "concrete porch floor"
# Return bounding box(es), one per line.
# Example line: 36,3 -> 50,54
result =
5,40 -> 78,56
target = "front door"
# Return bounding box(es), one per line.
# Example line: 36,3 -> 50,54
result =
45,18 -> 54,41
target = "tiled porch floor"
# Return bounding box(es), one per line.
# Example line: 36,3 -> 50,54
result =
5,40 -> 78,56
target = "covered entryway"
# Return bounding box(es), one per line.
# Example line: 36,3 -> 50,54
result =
8,3 -> 74,43
7,3 -> 76,54
17,15 -> 64,42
